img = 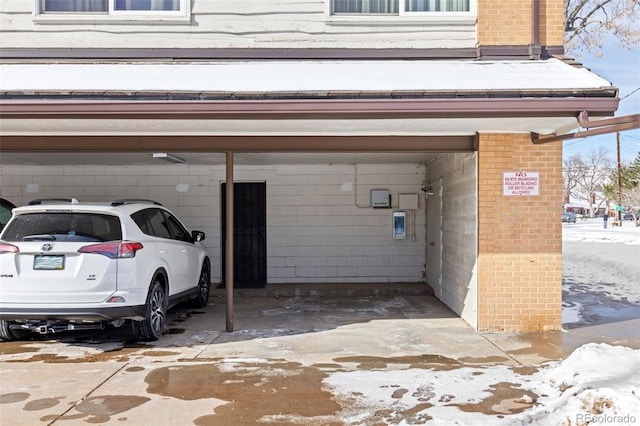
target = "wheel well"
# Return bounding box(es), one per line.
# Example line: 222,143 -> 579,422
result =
152,268 -> 168,296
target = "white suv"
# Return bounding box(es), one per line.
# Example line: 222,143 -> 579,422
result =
0,199 -> 210,342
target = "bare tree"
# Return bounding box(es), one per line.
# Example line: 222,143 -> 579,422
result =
563,154 -> 585,203
564,0 -> 640,56
563,148 -> 613,216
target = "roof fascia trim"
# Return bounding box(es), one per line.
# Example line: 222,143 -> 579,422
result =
0,135 -> 476,153
0,98 -> 620,119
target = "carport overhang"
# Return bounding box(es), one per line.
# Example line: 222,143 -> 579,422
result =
0,58 -> 620,151
0,58 -> 621,333
0,97 -> 621,152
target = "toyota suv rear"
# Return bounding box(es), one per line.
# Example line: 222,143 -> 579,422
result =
0,199 -> 210,342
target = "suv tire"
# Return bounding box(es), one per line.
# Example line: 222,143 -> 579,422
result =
132,280 -> 166,342
0,320 -> 29,341
191,260 -> 211,308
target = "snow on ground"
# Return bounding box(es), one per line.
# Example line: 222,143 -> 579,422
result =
562,220 -> 640,325
321,219 -> 640,426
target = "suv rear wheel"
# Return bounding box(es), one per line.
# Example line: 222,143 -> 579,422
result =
131,280 -> 166,342
0,320 -> 29,341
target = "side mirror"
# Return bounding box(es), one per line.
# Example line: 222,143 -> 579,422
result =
192,230 -> 206,242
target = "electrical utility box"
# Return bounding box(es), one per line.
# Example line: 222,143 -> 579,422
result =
398,193 -> 419,210
370,189 -> 391,208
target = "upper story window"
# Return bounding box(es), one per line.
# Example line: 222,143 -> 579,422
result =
332,0 -> 471,15
37,0 -> 188,16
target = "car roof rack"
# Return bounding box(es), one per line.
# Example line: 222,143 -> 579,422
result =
28,198 -> 79,205
111,199 -> 163,207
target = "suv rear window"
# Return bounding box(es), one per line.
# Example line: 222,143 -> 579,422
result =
2,213 -> 122,242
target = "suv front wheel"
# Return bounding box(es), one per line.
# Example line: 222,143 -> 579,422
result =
131,279 -> 166,342
190,260 -> 211,308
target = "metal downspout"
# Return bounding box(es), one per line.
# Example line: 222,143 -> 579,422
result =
531,112 -> 640,143
225,151 -> 234,332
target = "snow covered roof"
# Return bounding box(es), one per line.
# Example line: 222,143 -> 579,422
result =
0,58 -> 615,96
0,58 -> 620,140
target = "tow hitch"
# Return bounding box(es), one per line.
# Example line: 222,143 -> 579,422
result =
36,325 -> 53,335
14,322 -> 105,335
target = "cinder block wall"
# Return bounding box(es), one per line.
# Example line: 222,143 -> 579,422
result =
0,163 -> 426,285
477,133 -> 563,331
425,153 -> 478,328
478,0 -> 565,47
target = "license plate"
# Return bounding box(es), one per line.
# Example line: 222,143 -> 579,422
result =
34,255 -> 65,270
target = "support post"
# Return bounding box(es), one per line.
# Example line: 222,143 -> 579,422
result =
617,132 -> 622,226
225,151 -> 234,332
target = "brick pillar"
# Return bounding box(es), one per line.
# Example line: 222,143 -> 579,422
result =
477,133 -> 563,331
477,0 -> 565,47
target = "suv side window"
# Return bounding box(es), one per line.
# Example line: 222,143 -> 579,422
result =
132,208 -> 171,239
163,212 -> 192,243
132,208 -> 192,242
0,198 -> 16,231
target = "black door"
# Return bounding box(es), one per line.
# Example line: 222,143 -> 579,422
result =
221,182 -> 267,288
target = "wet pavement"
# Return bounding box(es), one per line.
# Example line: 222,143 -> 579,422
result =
1,284 -> 638,425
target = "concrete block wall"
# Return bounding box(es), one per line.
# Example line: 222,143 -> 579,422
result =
0,162 -> 426,284
425,153 -> 478,328
262,163 -> 426,283
477,133 -> 563,332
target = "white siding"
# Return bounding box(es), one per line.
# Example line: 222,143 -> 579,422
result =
424,153 -> 477,327
0,162 -> 426,284
0,0 -> 476,49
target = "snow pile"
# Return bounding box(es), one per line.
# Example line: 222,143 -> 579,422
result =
323,344 -> 640,425
520,343 -> 640,426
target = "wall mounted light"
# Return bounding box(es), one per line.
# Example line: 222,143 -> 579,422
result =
421,186 -> 434,196
152,152 -> 186,165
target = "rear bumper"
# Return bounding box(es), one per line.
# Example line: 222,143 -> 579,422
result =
0,305 -> 147,322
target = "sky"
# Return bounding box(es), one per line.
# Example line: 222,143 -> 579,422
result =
562,41 -> 640,164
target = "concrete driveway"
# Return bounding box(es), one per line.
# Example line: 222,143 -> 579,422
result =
0,284 -> 629,425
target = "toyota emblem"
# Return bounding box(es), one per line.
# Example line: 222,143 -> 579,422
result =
41,243 -> 54,252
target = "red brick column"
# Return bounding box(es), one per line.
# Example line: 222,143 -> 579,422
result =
477,133 -> 563,331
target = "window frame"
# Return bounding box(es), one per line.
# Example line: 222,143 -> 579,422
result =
34,0 -> 191,23
328,0 -> 476,17
399,0 -> 476,17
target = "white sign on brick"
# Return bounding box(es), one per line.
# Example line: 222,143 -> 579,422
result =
503,172 -> 539,196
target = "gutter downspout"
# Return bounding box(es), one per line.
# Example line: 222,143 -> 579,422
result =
532,112 -> 640,143
529,0 -> 541,60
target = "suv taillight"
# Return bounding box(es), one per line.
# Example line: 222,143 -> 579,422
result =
78,242 -> 143,259
0,242 -> 19,253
